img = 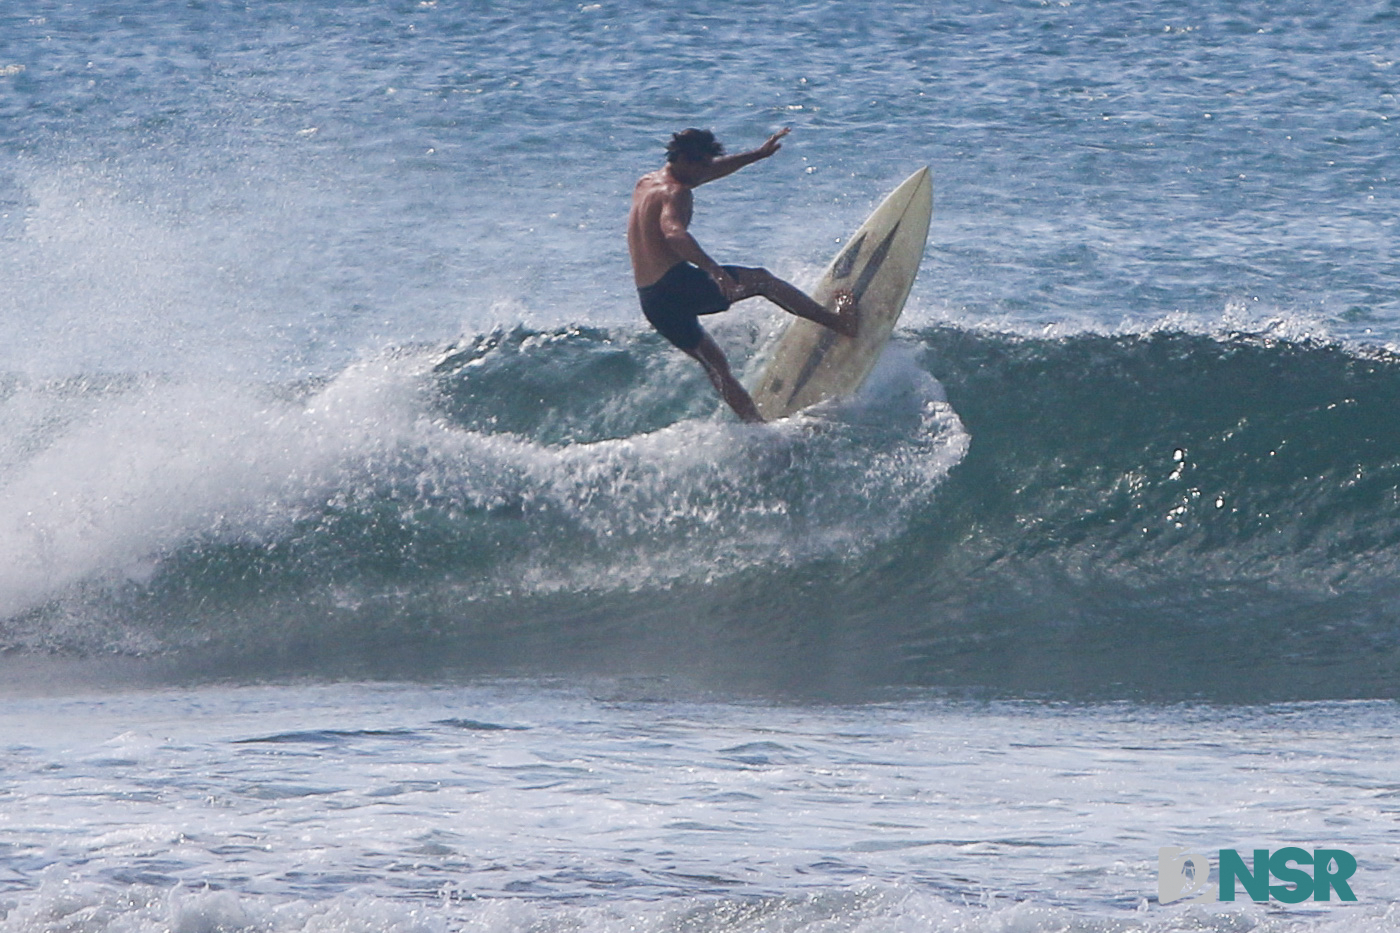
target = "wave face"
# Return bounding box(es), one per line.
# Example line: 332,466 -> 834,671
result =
4,323 -> 1399,702
908,325 -> 1400,701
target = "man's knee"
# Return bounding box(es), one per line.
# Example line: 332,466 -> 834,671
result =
726,265 -> 775,297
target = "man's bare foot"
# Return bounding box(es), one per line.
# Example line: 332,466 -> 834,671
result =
833,290 -> 860,338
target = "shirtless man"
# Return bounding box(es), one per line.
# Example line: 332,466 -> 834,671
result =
628,127 -> 858,423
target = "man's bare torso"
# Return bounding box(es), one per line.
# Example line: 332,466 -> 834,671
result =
627,167 -> 691,288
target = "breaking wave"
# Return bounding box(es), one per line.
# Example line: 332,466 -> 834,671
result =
4,321 -> 1399,701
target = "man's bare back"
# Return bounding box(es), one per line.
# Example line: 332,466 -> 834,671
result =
628,171 -> 698,288
628,127 -> 857,423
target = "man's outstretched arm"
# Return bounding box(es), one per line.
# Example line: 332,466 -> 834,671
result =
693,128 -> 790,185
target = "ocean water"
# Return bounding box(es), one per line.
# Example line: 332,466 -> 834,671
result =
1,0 -> 1398,929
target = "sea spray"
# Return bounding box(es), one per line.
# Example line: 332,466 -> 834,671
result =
0,326 -> 967,678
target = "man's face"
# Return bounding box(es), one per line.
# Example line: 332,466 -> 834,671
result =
672,153 -> 711,182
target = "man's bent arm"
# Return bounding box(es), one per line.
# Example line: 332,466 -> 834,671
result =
658,197 -> 727,280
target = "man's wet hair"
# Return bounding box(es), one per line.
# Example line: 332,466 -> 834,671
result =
666,128 -> 724,163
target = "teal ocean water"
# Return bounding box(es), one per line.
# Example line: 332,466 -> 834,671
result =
1,1 -> 1397,929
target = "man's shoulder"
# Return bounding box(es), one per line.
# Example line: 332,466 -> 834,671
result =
643,165 -> 691,188
633,169 -> 687,205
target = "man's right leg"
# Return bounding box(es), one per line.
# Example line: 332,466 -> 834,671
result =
725,266 -> 859,338
686,332 -> 764,423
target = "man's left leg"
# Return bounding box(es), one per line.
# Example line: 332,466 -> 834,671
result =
724,266 -> 859,338
686,331 -> 764,423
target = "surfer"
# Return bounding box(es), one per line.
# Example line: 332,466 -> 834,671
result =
628,127 -> 859,423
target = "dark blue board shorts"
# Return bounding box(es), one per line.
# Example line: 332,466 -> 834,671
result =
638,262 -> 742,351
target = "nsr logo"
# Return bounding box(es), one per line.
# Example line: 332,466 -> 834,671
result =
1158,847 -> 1358,904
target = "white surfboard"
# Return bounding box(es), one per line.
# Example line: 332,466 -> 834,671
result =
750,167 -> 932,420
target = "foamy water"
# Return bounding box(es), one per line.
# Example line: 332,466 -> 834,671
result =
1,683 -> 1396,932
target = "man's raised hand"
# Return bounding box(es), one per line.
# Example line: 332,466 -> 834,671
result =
757,127 -> 791,158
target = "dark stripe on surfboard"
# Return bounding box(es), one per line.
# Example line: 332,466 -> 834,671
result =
831,232 -> 867,280
782,222 -> 902,407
